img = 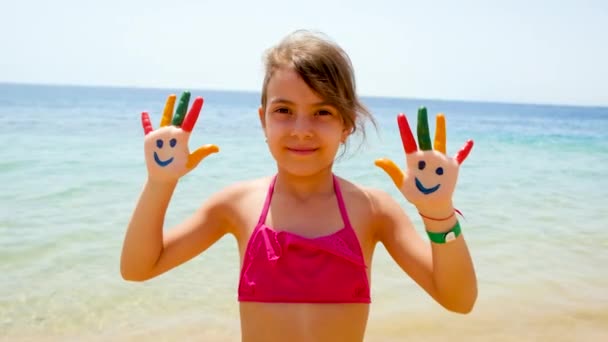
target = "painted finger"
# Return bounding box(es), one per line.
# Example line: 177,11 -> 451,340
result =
397,113 -> 418,154
186,144 -> 220,169
374,158 -> 404,188
181,97 -> 204,133
141,112 -> 153,135
160,94 -> 177,127
417,107 -> 432,151
172,91 -> 191,127
434,113 -> 446,154
455,139 -> 474,164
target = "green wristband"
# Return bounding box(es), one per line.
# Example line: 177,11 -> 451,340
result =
426,221 -> 462,244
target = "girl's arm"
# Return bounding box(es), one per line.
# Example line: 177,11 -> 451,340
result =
373,190 -> 477,313
373,108 -> 477,313
121,91 -> 223,281
120,179 -> 232,281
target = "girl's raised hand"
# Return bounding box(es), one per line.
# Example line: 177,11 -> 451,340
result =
375,107 -> 473,217
141,91 -> 219,183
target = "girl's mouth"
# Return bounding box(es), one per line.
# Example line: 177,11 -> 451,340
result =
287,147 -> 318,155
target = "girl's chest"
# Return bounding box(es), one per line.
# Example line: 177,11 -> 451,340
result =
232,192 -> 377,265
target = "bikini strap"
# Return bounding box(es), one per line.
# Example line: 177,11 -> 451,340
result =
333,175 -> 353,229
257,175 -> 277,226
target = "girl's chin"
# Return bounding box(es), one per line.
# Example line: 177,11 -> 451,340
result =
275,162 -> 335,177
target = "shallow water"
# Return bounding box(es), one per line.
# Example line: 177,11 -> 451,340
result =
1,83 -> 607,341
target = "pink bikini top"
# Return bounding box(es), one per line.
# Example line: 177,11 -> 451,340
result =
238,175 -> 371,304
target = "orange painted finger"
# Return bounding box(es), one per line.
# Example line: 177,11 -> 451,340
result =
186,144 -> 220,169
374,158 -> 404,188
160,94 -> 177,127
434,113 -> 446,154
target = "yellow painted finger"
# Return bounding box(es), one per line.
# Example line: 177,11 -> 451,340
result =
160,94 -> 177,127
434,113 -> 446,154
186,144 -> 220,169
374,158 -> 404,188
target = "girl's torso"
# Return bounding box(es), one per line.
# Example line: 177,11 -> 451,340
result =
225,176 -> 379,342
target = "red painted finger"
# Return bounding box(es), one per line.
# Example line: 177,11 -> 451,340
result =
181,97 -> 204,133
398,113 -> 418,154
141,111 -> 153,135
455,139 -> 474,164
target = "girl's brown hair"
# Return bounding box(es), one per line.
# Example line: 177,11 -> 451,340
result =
260,30 -> 376,151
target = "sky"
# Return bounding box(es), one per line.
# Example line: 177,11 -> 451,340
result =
1,0 -> 607,107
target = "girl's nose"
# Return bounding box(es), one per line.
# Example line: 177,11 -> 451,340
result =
290,114 -> 313,139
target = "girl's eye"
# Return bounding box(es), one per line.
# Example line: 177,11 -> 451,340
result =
275,107 -> 290,114
316,110 -> 333,116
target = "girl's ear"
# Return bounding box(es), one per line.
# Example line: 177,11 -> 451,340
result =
341,126 -> 351,143
258,106 -> 266,129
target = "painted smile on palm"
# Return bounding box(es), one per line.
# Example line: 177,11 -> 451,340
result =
154,138 -> 177,167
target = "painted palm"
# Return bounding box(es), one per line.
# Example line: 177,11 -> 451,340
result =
375,107 -> 473,213
141,92 -> 219,182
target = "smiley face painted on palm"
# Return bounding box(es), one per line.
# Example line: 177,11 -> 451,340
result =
401,107 -> 473,205
142,92 -> 198,176
154,137 -> 177,167
143,125 -> 192,179
374,107 -> 473,209
140,91 -> 219,182
415,159 -> 443,194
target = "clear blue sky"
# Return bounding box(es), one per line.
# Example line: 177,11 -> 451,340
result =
1,0 -> 606,106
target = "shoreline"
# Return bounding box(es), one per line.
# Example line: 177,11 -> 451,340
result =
3,296 -> 607,342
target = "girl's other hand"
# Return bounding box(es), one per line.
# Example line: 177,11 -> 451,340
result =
375,107 -> 473,216
141,91 -> 219,183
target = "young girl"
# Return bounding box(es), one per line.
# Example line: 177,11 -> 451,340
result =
121,30 -> 477,342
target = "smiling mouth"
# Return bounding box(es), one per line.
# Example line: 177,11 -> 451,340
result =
415,178 -> 440,195
287,147 -> 318,155
154,152 -> 174,167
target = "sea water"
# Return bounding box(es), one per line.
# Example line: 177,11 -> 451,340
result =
1,83 -> 607,341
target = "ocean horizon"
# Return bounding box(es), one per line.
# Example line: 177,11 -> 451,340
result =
4,81 -> 606,109
1,82 -> 607,341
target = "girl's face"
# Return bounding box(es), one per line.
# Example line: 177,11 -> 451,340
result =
259,67 -> 349,177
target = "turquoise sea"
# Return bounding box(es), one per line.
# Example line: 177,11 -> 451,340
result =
1,83 -> 607,341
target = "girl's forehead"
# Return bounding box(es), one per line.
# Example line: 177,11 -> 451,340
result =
266,68 -> 325,105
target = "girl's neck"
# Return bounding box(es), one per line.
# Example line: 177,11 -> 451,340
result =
274,168 -> 335,201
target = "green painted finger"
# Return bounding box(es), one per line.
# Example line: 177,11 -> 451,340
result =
172,91 -> 191,127
417,107 -> 432,150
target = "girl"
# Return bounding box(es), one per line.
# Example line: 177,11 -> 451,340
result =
121,30 -> 477,342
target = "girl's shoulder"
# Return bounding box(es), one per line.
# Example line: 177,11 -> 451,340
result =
335,176 -> 409,244
212,176 -> 273,204
335,176 -> 398,207
335,176 -> 407,224
201,177 -> 272,236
